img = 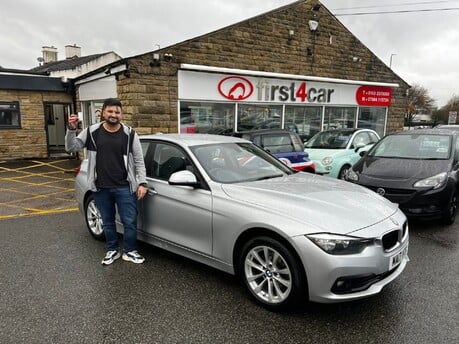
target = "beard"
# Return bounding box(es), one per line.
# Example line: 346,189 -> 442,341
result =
105,116 -> 120,126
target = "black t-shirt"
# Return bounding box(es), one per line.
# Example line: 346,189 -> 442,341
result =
95,126 -> 129,188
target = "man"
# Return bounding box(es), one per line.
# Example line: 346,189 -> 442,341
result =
65,98 -> 148,265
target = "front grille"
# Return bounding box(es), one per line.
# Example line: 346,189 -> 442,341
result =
364,185 -> 416,196
382,230 -> 399,250
382,221 -> 408,251
363,185 -> 415,202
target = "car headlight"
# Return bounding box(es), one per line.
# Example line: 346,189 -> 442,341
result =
322,156 -> 333,165
306,233 -> 374,255
346,168 -> 359,182
413,172 -> 447,189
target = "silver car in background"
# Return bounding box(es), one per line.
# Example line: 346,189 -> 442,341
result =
76,134 -> 409,311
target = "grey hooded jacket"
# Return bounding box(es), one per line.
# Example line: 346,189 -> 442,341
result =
65,122 -> 147,193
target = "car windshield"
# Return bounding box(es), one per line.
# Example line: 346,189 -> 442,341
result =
191,142 -> 294,183
369,134 -> 451,159
305,130 -> 352,149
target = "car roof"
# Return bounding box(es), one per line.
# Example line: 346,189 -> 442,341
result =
238,129 -> 295,135
392,128 -> 456,136
317,128 -> 374,135
435,124 -> 459,130
139,133 -> 251,147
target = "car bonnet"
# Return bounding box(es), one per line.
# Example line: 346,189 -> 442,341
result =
220,173 -> 398,235
355,157 -> 451,180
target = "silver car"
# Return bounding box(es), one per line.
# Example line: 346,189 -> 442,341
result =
76,134 -> 409,311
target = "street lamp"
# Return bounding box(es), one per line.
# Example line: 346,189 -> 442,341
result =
390,53 -> 397,68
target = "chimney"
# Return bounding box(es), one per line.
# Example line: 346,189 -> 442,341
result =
65,44 -> 81,59
42,46 -> 58,63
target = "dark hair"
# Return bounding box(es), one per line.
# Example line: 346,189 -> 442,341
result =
102,98 -> 122,110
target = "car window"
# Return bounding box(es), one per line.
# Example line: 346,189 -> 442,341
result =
368,132 -> 379,144
351,132 -> 370,148
305,130 -> 352,149
262,134 -> 293,154
371,134 -> 451,159
191,142 -> 292,183
150,143 -> 188,180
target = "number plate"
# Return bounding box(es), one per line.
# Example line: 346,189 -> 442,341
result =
389,246 -> 408,270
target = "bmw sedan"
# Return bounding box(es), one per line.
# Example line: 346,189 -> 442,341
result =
304,128 -> 380,179
347,129 -> 459,225
76,134 -> 409,311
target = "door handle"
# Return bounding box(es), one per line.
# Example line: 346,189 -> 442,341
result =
148,189 -> 158,196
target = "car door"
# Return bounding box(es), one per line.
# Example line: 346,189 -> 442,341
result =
139,139 -> 213,255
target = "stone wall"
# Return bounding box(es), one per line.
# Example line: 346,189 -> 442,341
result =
116,0 -> 409,135
0,90 -> 73,159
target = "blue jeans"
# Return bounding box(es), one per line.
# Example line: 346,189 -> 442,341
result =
92,187 -> 138,253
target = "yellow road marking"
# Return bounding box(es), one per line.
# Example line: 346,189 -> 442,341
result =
0,208 -> 78,220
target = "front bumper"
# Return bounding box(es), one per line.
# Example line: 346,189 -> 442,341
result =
291,214 -> 409,303
360,183 -> 453,219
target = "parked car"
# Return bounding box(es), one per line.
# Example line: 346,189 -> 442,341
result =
347,129 -> 459,224
434,124 -> 459,132
77,134 -> 409,311
304,128 -> 380,179
237,129 -> 315,173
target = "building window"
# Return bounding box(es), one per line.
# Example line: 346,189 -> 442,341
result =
180,101 -> 235,135
237,104 -> 283,132
323,106 -> 357,130
285,105 -> 322,142
358,107 -> 387,137
0,102 -> 21,129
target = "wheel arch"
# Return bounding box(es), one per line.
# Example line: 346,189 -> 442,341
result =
83,190 -> 93,208
232,227 -> 307,283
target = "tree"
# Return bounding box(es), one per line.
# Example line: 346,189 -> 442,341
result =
433,94 -> 459,124
405,84 -> 436,127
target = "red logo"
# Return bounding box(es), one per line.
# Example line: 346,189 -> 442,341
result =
218,76 -> 254,100
356,86 -> 392,106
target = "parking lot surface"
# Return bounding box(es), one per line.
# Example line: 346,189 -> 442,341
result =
0,158 -> 458,343
0,158 -> 80,219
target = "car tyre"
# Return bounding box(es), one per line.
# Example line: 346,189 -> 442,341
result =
338,164 -> 351,180
239,236 -> 306,311
84,194 -> 105,240
441,192 -> 457,225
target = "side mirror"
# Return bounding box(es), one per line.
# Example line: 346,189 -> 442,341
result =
359,150 -> 368,157
169,170 -> 200,187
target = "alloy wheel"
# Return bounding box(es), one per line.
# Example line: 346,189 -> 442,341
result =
244,245 -> 292,304
86,198 -> 104,237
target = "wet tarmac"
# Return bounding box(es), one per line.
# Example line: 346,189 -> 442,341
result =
0,158 -> 81,219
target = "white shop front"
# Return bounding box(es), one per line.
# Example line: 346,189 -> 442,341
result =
178,65 -> 399,141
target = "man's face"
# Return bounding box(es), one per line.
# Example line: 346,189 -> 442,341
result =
103,105 -> 122,125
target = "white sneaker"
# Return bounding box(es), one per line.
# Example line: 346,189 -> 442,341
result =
101,250 -> 121,265
122,250 -> 145,264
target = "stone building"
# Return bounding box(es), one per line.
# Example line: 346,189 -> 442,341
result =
76,0 -> 409,141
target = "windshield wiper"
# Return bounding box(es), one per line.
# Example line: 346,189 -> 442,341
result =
253,174 -> 283,181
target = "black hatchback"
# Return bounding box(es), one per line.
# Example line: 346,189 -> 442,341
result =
346,129 -> 459,224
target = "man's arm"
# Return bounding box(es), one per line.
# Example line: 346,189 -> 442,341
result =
65,114 -> 87,153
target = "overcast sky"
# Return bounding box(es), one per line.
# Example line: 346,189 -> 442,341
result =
2,0 -> 458,107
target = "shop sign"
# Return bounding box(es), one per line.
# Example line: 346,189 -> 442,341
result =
356,86 -> 392,106
218,77 -> 335,103
179,70 -> 392,106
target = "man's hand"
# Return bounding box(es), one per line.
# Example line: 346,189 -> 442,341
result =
68,114 -> 79,129
137,185 -> 148,200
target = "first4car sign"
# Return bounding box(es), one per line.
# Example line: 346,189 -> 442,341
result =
178,70 -> 393,106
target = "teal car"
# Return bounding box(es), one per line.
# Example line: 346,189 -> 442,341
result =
304,128 -> 380,179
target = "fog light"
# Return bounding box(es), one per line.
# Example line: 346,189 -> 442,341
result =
325,166 -> 332,171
